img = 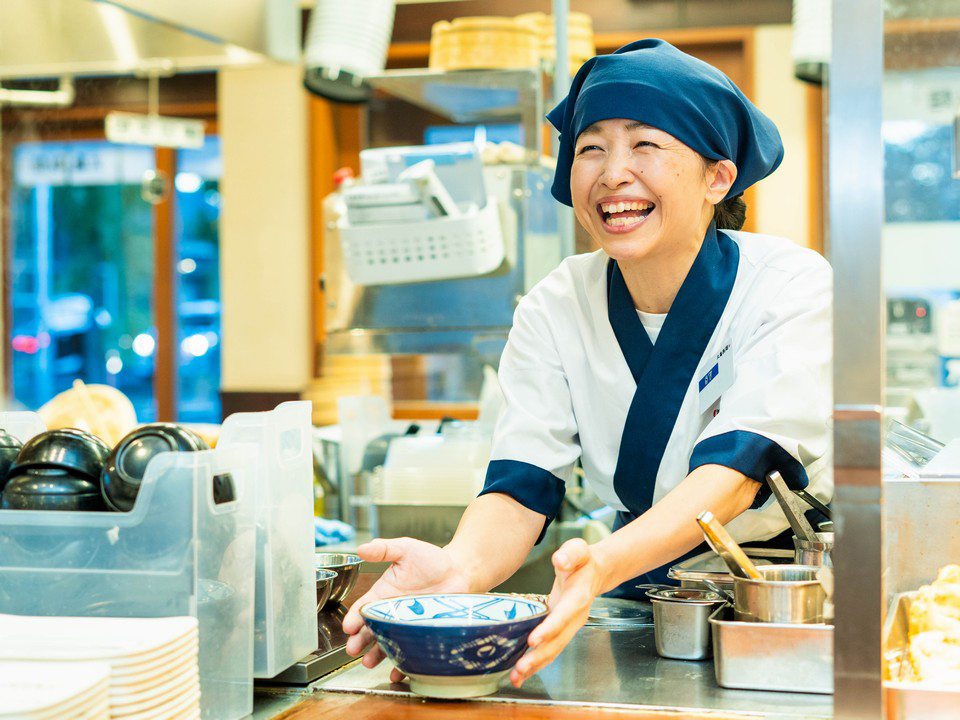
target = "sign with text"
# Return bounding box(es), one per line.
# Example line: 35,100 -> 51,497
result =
105,112 -> 205,149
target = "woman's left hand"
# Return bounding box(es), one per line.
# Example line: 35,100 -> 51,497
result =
510,537 -> 606,688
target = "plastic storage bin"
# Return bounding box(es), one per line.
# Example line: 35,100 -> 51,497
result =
0,412 -> 257,720
218,401 -> 316,678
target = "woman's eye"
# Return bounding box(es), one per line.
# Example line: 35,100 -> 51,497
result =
577,144 -> 601,154
635,141 -> 658,149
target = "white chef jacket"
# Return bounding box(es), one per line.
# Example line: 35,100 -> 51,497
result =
480,224 -> 833,573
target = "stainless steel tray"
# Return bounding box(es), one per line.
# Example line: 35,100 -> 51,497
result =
708,605 -> 833,694
668,548 -> 794,590
884,591 -> 960,720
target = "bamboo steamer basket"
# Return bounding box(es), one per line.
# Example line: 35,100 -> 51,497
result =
515,11 -> 595,76
306,354 -> 393,426
429,16 -> 540,71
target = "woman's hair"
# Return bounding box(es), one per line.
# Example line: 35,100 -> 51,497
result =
701,156 -> 747,231
713,194 -> 747,231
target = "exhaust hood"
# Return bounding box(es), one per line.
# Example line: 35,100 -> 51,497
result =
0,0 -> 300,79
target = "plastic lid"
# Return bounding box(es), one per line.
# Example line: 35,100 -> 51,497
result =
333,167 -> 355,187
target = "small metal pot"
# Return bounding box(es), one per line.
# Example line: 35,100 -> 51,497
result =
646,588 -> 725,660
793,532 -> 834,567
733,565 -> 825,624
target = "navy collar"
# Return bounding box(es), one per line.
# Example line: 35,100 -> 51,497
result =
608,223 -> 740,514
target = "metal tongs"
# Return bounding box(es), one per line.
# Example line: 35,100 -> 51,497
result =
765,471 -> 819,542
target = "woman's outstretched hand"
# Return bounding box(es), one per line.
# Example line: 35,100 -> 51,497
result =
342,537 -> 471,683
510,537 -> 605,688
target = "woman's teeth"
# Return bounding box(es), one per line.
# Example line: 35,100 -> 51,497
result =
607,215 -> 644,227
599,200 -> 655,228
600,201 -> 652,213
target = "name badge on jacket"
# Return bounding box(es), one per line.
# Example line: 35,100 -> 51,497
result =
698,343 -> 734,414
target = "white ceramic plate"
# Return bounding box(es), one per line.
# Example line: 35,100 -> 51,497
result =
0,661 -> 110,717
0,615 -> 197,663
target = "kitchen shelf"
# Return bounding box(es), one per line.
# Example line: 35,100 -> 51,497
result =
364,67 -> 543,152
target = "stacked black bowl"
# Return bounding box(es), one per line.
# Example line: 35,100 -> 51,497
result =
0,428 -> 111,511
101,423 -> 208,512
0,430 -> 23,493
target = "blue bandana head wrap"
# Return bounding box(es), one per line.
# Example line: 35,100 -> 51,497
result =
547,38 -> 784,207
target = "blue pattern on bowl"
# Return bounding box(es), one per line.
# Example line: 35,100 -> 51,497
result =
361,593 -> 548,676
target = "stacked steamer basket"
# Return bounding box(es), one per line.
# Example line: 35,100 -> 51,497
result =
428,12 -> 595,75
0,615 -> 200,719
515,12 -> 596,77
428,16 -> 539,71
304,354 -> 392,427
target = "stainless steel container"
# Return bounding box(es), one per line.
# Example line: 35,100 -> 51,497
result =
709,604 -> 833,693
667,547 -> 794,593
733,564 -> 825,624
646,588 -> 725,660
793,531 -> 834,567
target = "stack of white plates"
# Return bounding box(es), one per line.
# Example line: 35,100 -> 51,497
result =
0,661 -> 110,719
0,615 -> 200,720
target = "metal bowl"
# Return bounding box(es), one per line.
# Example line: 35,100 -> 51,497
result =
315,552 -> 362,605
733,564 -> 825,624
316,568 -> 338,612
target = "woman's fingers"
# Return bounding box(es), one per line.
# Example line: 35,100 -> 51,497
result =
528,583 -> 592,647
344,624 -> 376,657
511,617 -> 583,686
389,667 -> 407,684
552,537 -> 591,574
361,642 -> 386,668
356,537 -> 409,564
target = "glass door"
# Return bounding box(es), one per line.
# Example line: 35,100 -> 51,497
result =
6,136 -> 223,423
9,140 -> 157,420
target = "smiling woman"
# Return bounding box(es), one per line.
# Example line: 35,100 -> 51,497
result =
344,37 -> 833,693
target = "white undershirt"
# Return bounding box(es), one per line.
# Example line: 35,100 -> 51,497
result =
637,309 -> 668,344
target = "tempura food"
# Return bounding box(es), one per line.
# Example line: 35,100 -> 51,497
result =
907,564 -> 960,683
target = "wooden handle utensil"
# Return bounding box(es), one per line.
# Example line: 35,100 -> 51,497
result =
696,510 -> 763,580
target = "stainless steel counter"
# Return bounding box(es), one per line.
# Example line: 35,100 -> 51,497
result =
313,605 -> 832,718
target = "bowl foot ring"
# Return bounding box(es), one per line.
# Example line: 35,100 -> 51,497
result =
406,670 -> 510,698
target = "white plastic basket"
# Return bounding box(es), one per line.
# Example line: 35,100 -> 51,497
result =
338,197 -> 504,285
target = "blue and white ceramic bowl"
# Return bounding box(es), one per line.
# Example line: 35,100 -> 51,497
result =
360,593 -> 549,698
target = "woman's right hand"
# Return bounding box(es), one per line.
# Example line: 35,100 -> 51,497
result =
342,537 -> 471,681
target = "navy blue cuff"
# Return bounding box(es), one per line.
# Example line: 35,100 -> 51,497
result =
479,459 -> 566,544
689,430 -> 809,510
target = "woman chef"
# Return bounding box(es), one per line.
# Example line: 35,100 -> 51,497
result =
343,38 -> 832,688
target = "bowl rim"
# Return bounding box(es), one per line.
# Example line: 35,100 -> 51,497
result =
733,563 -> 823,587
315,569 -> 338,581
315,553 -> 362,568
360,592 -> 549,626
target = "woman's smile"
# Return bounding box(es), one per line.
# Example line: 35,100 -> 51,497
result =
571,119 -> 716,260
597,198 -> 656,232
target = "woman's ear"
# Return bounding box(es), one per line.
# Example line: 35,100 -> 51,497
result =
706,159 -> 737,203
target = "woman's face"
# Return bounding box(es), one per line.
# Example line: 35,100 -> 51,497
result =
570,118 -> 732,264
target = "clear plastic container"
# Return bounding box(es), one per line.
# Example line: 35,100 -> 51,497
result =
0,412 -> 256,720
218,401 -> 317,678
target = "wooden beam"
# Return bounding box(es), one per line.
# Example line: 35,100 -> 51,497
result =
153,147 -> 177,422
